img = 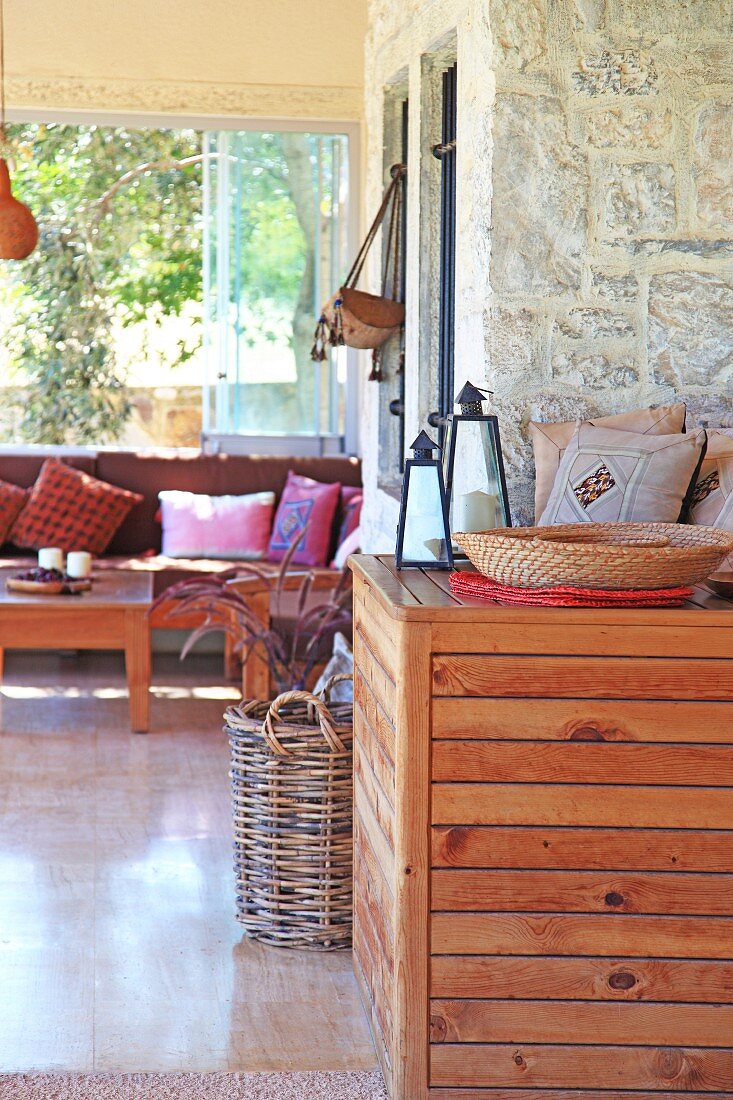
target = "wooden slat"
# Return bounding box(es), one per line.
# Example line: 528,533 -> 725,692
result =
432,696 -> 733,742
353,828 -> 395,973
354,701 -> 395,807
354,588 -> 398,673
354,630 -> 396,715
431,954 -> 733,1002
432,868 -> 733,915
379,556 -> 459,607
432,739 -> 733,785
354,818 -> 394,927
430,1043 -> 733,1090
431,620 -> 733,657
430,998 -> 733,1046
433,783 -> 733,829
354,667 -> 396,770
353,950 -> 392,1087
432,825 -> 733,872
428,1091 -> 732,1100
354,775 -> 395,898
432,654 -> 733,700
352,556 -> 420,614
354,742 -> 395,852
431,913 -> 733,959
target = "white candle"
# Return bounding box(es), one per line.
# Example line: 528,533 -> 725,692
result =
66,551 -> 92,579
38,547 -> 64,571
455,490 -> 498,533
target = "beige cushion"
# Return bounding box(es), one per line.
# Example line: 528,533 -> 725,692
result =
539,424 -> 706,526
690,429 -> 733,570
529,403 -> 686,522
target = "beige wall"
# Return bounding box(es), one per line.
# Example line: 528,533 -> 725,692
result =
4,0 -> 367,119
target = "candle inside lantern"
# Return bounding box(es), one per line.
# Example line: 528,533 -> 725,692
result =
455,490 -> 498,533
66,551 -> 92,579
38,547 -> 64,572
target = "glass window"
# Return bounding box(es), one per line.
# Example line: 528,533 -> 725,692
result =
203,129 -> 350,440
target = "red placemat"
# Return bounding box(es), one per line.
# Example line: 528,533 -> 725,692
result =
449,571 -> 693,608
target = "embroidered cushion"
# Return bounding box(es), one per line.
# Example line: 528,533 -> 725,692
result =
539,424 -> 706,526
689,429 -> 733,570
529,403 -> 687,522
10,458 -> 143,554
268,471 -> 341,567
336,486 -> 363,546
0,479 -> 28,545
158,490 -> 275,560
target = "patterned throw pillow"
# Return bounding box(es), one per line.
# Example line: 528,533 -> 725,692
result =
539,424 -> 706,526
529,403 -> 687,522
11,458 -> 143,554
336,486 -> 363,546
0,478 -> 28,545
268,471 -> 341,567
689,429 -> 733,570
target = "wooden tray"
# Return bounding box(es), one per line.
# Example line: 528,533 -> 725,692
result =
6,577 -> 93,595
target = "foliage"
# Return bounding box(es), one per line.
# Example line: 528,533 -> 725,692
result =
153,536 -> 353,694
0,123 -> 202,443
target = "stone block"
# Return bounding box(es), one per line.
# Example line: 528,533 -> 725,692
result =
490,0 -> 547,71
552,352 -> 638,388
610,0 -> 733,33
591,272 -> 638,303
573,49 -> 658,96
603,163 -> 676,236
680,392 -> 733,429
694,102 -> 733,231
586,105 -> 672,149
492,93 -> 586,295
555,308 -> 635,341
648,273 -> 733,388
486,307 -> 535,388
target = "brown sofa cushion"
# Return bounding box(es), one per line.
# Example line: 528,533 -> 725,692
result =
96,451 -> 362,556
0,453 -> 96,489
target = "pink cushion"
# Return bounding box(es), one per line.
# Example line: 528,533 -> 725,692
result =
159,490 -> 275,560
337,485 -> 363,545
268,471 -> 341,567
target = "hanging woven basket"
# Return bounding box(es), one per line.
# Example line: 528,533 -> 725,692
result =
224,675 -> 353,950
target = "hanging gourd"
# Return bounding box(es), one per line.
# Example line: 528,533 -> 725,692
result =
0,0 -> 37,260
0,157 -> 37,259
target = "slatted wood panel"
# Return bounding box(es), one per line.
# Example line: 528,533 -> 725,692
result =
349,555 -> 733,1098
352,584 -> 398,1088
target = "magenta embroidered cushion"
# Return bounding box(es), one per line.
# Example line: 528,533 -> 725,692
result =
268,471 -> 341,567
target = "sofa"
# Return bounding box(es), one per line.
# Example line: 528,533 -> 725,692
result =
0,448 -> 362,677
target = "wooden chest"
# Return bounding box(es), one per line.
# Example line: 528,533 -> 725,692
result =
350,554 -> 733,1098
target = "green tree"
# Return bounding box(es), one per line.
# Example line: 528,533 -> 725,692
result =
0,123 -> 202,444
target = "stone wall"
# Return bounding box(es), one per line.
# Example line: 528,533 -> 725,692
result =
361,0 -> 733,543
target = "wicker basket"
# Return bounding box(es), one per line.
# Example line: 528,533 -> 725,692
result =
224,674 -> 353,950
454,522 -> 733,590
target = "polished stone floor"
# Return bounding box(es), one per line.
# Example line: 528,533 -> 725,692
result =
0,651 -> 376,1073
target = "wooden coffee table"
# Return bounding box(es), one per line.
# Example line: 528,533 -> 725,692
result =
0,570 -> 153,732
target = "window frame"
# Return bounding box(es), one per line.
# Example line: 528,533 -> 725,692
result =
5,108 -> 362,457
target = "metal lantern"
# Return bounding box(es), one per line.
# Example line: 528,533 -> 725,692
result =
395,430 -> 454,570
443,382 -> 511,552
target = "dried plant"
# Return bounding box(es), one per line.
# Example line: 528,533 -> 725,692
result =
153,536 -> 353,694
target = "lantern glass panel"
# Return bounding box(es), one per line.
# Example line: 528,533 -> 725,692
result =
401,464 -> 452,565
445,417 -> 510,533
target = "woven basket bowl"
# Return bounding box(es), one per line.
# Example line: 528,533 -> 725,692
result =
224,679 -> 353,951
454,522 -> 733,590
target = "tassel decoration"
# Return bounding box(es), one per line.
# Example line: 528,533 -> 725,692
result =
330,297 -> 345,347
310,314 -> 330,362
368,349 -> 383,383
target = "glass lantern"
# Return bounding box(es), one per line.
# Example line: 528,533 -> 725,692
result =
443,382 -> 511,554
395,431 -> 454,570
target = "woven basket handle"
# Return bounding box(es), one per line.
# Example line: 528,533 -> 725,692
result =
262,689 -> 347,757
536,530 -> 671,549
318,673 -> 353,702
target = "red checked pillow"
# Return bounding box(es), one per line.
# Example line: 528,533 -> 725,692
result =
268,471 -> 341,567
0,479 -> 29,544
11,458 -> 143,554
